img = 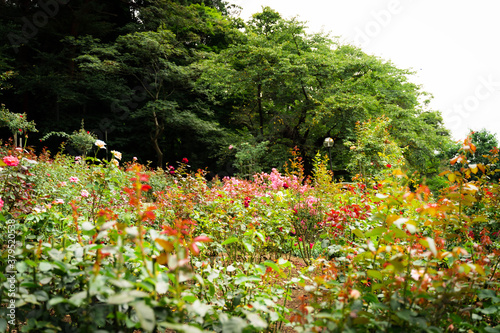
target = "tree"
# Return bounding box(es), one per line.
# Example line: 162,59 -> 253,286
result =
345,116 -> 406,179
0,0 -> 240,169
198,7 -> 450,176
444,129 -> 499,182
74,2 -> 239,167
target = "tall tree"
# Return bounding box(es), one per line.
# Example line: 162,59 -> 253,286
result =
75,1 -> 240,167
198,7 -> 451,176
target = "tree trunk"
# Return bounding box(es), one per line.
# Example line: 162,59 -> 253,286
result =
150,110 -> 164,167
257,83 -> 264,136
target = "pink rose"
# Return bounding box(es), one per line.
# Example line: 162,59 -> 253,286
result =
69,176 -> 79,183
3,156 -> 19,166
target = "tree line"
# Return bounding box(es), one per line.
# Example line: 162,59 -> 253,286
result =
0,0 -> 458,180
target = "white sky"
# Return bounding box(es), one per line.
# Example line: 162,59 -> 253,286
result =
232,0 -> 500,141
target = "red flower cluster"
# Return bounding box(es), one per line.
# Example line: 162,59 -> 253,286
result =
182,158 -> 189,164
159,219 -> 212,256
243,196 -> 251,208
322,204 -> 371,233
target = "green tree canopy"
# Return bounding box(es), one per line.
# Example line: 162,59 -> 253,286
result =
198,7 -> 450,177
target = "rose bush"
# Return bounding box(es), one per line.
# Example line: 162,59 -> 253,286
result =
0,134 -> 499,332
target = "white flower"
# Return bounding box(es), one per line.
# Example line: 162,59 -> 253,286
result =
111,159 -> 119,167
95,140 -> 106,149
111,150 -> 122,160
33,206 -> 46,214
81,190 -> 89,197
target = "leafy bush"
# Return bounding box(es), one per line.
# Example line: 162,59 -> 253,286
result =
1,134 -> 500,332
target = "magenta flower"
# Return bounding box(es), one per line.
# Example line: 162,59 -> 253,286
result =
69,176 -> 79,183
0,197 -> 4,210
3,155 -> 19,166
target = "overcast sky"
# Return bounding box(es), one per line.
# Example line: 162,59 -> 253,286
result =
231,0 -> 500,141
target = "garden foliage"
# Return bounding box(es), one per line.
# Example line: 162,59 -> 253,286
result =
0,134 -> 499,332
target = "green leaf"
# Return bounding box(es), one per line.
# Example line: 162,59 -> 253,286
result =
396,309 -> 416,322
471,313 -> 482,321
222,317 -> 247,333
109,279 -> 134,288
390,227 -> 408,239
352,229 -> 365,239
39,262 -> 53,272
365,227 -> 386,238
158,323 -> 203,333
245,312 -> 267,329
472,216 -> 488,223
134,301 -> 156,332
321,239 -> 330,248
277,258 -> 292,267
69,291 -> 87,307
183,295 -> 197,303
478,289 -> 497,300
362,293 -> 380,304
367,270 -> 383,280
480,307 -> 499,315
47,297 -> 67,307
263,260 -> 285,277
242,239 -> 254,253
107,293 -> 135,304
19,281 -> 37,288
23,294 -> 40,305
222,237 -> 239,245
24,259 -> 37,267
190,300 -> 212,318
419,237 -> 437,256
34,291 -> 49,302
0,318 -> 7,333
254,231 -> 265,243
234,275 -> 261,285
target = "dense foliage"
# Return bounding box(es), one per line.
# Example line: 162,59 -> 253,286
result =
1,134 -> 499,332
0,1 -> 449,179
1,2 -> 499,332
